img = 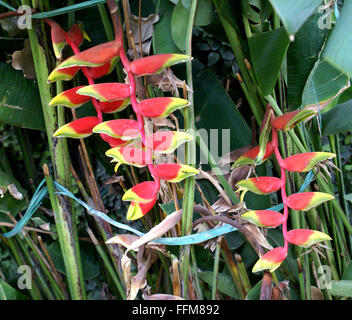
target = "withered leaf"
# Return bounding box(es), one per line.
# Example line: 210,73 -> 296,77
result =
12,39 -> 36,79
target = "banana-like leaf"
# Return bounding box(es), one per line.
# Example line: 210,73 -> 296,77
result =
323,0 -> 352,77
269,0 -> 323,36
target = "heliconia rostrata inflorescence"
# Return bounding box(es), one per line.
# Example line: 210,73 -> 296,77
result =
46,2 -> 334,275
47,2 -> 197,221
235,106 -> 335,273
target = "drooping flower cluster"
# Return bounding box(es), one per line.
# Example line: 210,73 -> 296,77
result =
46,5 -> 198,221
232,106 -> 335,272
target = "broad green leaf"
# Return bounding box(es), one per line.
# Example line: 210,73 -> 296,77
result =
321,100 -> 352,136
198,271 -> 240,299
342,262 -> 352,281
0,62 -> 45,130
269,0 -> 323,36
287,13 -> 328,108
194,0 -> 213,26
0,279 -> 28,300
47,241 -> 99,280
171,0 -> 189,51
301,59 -> 349,108
323,0 -> 352,77
153,0 -> 179,54
329,280 -> 352,297
248,27 -> 290,95
192,61 -> 252,150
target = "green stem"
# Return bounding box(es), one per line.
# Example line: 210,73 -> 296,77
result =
22,0 -> 85,299
211,242 -> 221,300
181,0 -> 197,299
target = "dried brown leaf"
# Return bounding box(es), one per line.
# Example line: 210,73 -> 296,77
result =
11,39 -> 36,79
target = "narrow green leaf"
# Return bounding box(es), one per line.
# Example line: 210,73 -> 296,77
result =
269,0 -> 323,36
323,0 -> 352,77
248,27 -> 290,95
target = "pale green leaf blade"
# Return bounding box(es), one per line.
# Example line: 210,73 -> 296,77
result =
269,0 -> 323,35
323,0 -> 352,77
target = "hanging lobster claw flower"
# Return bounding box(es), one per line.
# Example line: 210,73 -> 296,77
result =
153,163 -> 199,183
236,177 -> 282,195
136,97 -> 189,118
48,86 -> 90,108
48,66 -> 80,82
146,131 -> 193,154
270,109 -> 317,131
105,147 -> 147,171
88,57 -> 119,79
122,181 -> 159,203
130,54 -> 192,76
286,229 -> 332,248
232,142 -> 274,169
45,19 -> 67,60
286,192 -> 334,211
99,134 -> 131,148
127,196 -> 157,220
55,41 -> 120,69
53,116 -> 100,138
241,210 -> 285,228
99,99 -> 130,113
252,247 -> 287,273
76,83 -> 130,102
283,152 -> 336,172
93,119 -> 139,140
67,23 -> 90,47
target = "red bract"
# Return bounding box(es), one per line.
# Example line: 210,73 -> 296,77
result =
252,247 -> 287,273
130,54 -> 191,76
67,24 -> 88,48
146,131 -> 193,153
53,116 -> 100,138
56,41 -> 121,69
270,109 -> 317,131
232,142 -> 274,168
137,97 -> 189,118
76,83 -> 130,102
93,119 -> 139,140
286,192 -> 334,211
283,152 -> 336,172
236,176 -> 282,195
88,57 -> 118,79
45,19 -> 67,60
99,134 -> 131,148
286,229 -> 331,247
122,181 -> 159,203
49,86 -> 90,108
241,210 -> 285,228
153,163 -> 198,183
48,66 -> 80,82
127,197 -> 157,220
99,99 -> 130,113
